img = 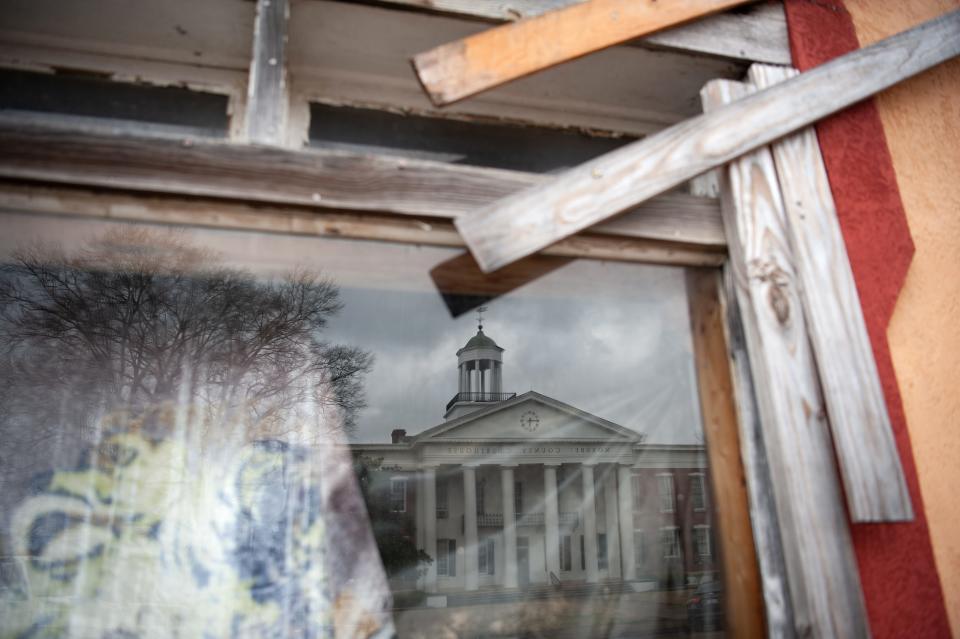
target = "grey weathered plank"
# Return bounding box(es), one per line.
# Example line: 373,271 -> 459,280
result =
455,9 -> 960,272
749,63 -> 912,522
703,79 -> 869,638
719,266 -> 795,639
0,115 -> 724,249
0,182 -> 722,267
368,0 -> 790,64
244,0 -> 289,144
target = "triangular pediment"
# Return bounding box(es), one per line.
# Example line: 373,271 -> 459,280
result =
414,392 -> 641,443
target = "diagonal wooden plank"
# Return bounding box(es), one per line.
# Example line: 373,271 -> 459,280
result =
455,9 -> 960,273
749,63 -> 912,522
412,0 -> 757,106
703,78 -> 869,638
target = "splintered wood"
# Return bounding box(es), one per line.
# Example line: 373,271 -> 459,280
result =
412,0 -> 757,106
455,9 -> 960,273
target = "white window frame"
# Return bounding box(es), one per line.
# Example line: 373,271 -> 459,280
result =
437,538 -> 457,577
633,529 -> 645,570
436,477 -> 448,519
694,524 -> 712,559
390,476 -> 407,513
631,473 -> 644,512
660,526 -> 681,559
657,473 -> 675,514
689,472 -> 707,512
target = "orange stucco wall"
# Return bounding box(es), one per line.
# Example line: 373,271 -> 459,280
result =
844,2 -> 960,635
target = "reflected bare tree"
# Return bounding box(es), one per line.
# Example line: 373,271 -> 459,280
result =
0,227 -> 372,474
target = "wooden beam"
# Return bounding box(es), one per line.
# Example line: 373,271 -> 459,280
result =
455,9 -> 960,272
412,0 -> 756,106
703,79 -> 869,638
0,115 -> 725,250
244,0 -> 289,144
748,64 -> 912,522
685,268 -> 767,639
0,181 -> 722,268
370,0 -> 790,65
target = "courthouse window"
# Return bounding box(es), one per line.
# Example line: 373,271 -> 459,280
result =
478,538 -> 496,575
634,530 -> 646,569
658,473 -> 676,513
661,527 -> 682,559
695,525 -> 712,559
690,472 -> 707,512
437,539 -> 457,577
390,477 -> 407,512
436,478 -> 448,519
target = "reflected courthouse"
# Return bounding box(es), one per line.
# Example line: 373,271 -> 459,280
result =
353,323 -> 717,603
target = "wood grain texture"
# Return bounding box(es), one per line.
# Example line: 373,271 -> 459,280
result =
719,266 -> 795,639
0,181 -> 722,267
412,0 -> 755,106
373,0 -> 790,64
749,63 -> 912,522
703,80 -> 869,638
0,115 -> 725,249
244,0 -> 289,144
685,268 -> 767,639
456,9 -> 960,272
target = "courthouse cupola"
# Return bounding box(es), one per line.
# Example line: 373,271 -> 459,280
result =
444,314 -> 514,420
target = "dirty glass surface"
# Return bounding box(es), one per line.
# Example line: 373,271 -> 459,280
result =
0,212 -> 728,638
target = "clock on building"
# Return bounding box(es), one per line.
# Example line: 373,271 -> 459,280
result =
520,410 -> 540,432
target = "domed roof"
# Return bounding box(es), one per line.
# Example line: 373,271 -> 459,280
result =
458,328 -> 504,353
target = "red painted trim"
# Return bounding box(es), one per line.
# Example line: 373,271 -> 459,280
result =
782,1 -> 950,636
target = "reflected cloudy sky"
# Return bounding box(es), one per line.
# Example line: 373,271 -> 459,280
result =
0,214 -> 703,445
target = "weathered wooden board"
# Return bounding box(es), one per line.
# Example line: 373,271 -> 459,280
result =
372,0 -> 790,64
703,79 -> 869,638
749,64 -> 912,522
0,182 -> 722,267
718,266 -> 796,639
244,0 -> 289,144
455,9 -> 960,272
0,115 -> 725,250
685,268 -> 767,639
412,0 -> 755,105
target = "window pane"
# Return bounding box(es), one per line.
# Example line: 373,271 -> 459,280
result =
0,213 -> 734,637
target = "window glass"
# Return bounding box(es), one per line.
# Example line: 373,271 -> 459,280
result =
0,212 -> 731,637
308,103 -> 634,173
0,68 -> 231,137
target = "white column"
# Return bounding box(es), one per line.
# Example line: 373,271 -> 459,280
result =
416,470 -> 425,589
543,464 -> 561,579
617,464 -> 637,580
501,465 -> 519,588
603,466 -> 621,579
463,465 -> 479,591
581,464 -> 599,583
423,466 -> 438,592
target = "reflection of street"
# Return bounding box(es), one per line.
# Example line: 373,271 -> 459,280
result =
392,588 -> 724,638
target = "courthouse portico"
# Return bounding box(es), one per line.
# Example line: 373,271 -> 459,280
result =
352,326 -> 712,594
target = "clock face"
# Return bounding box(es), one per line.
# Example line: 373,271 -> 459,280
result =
520,410 -> 540,433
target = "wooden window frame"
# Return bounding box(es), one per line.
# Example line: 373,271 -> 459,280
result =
0,2 -> 884,636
